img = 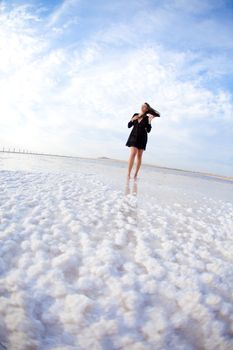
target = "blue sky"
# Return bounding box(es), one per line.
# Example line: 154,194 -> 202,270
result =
0,0 -> 233,176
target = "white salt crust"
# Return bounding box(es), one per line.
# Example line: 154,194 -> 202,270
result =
0,155 -> 233,350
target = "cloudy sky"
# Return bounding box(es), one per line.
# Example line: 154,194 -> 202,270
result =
0,0 -> 233,176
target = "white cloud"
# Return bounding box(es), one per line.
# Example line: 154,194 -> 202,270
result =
46,0 -> 80,30
0,1 -> 232,175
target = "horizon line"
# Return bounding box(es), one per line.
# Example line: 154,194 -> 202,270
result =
1,150 -> 232,182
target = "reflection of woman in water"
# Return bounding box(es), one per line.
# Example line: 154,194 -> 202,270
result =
126,102 -> 160,179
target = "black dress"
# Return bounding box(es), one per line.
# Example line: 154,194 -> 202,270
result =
125,113 -> 152,150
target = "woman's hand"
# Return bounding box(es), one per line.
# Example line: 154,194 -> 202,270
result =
132,114 -> 142,121
147,113 -> 155,123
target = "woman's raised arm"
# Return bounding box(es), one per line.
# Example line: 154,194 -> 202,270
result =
127,113 -> 137,128
128,119 -> 134,128
145,115 -> 152,133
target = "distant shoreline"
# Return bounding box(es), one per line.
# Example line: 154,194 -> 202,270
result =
106,157 -> 233,182
1,150 -> 232,182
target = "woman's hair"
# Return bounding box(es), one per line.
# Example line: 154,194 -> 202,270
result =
144,102 -> 152,111
144,102 -> 160,117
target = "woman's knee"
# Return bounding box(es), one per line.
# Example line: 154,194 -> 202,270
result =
130,147 -> 138,156
137,150 -> 143,158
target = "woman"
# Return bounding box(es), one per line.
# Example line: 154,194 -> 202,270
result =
125,102 -> 160,179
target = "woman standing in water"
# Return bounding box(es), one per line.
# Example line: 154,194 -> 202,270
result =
125,102 -> 160,179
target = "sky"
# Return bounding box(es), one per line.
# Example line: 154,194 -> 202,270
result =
0,0 -> 233,177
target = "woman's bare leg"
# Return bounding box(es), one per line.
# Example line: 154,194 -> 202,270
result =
134,149 -> 144,178
127,147 -> 138,178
